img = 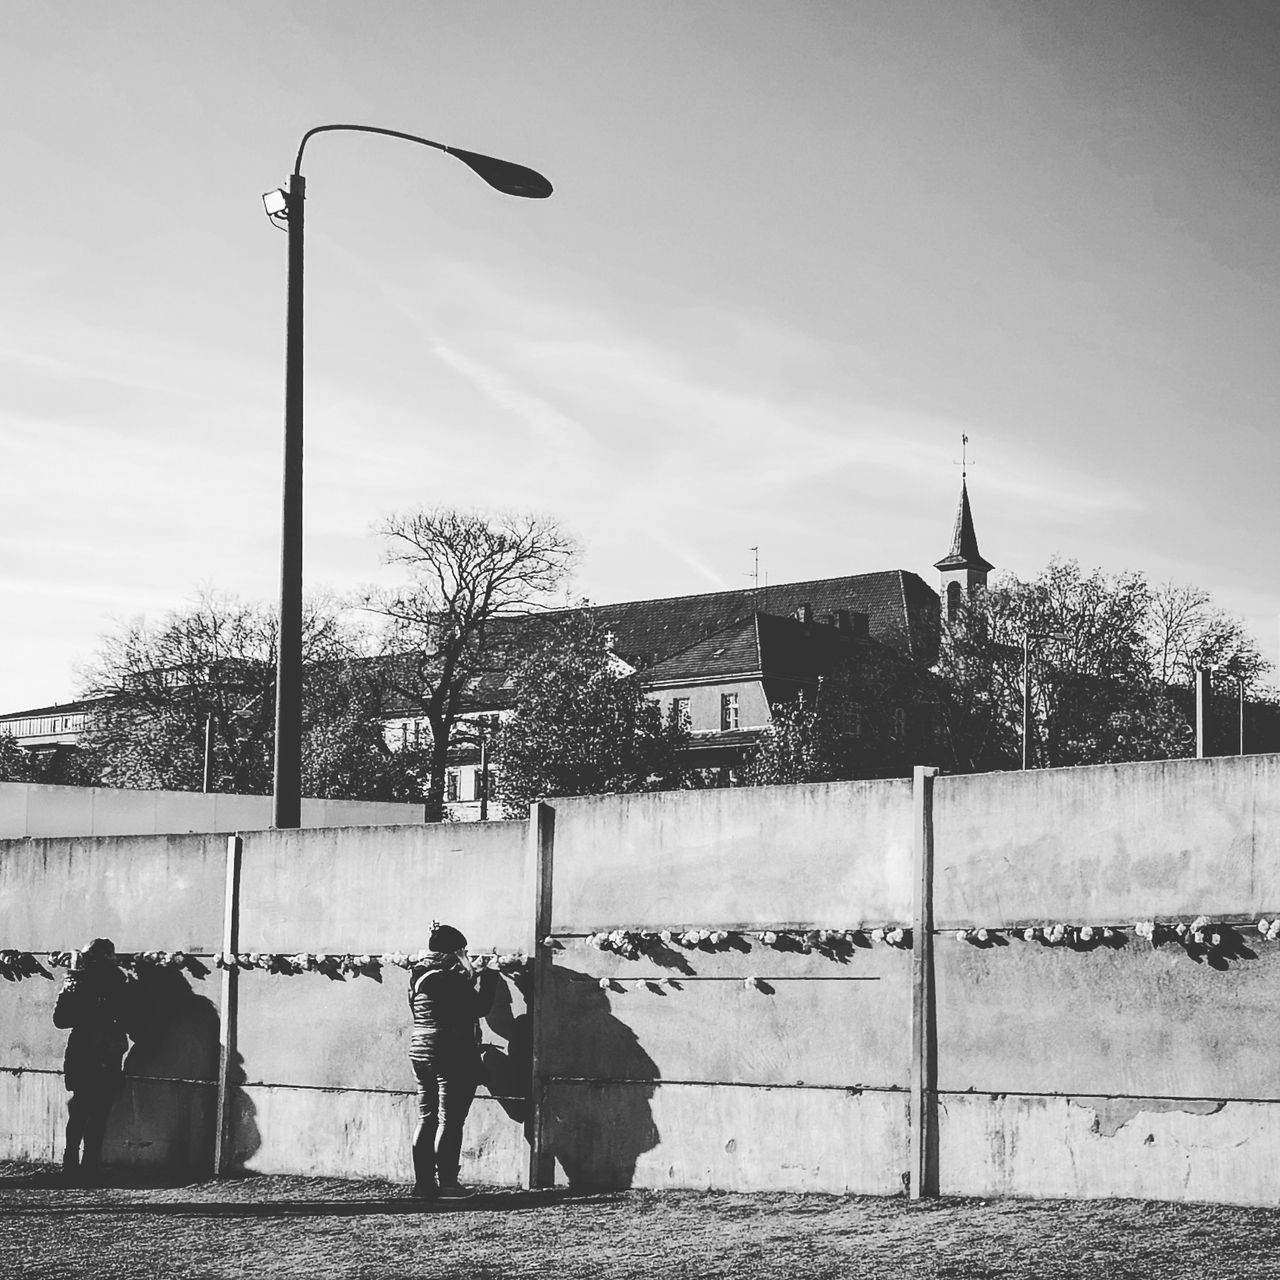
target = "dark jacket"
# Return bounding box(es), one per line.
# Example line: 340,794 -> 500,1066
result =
53,964 -> 132,1092
408,953 -> 497,1070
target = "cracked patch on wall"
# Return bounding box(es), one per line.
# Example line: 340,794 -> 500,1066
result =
1073,1097 -> 1226,1139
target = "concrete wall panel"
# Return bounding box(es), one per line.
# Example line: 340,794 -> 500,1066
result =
237,821 -> 528,954
545,1081 -> 906,1193
933,755 -> 1280,926
0,833 -> 227,952
935,932 -> 1280,1099
552,780 -> 914,933
0,1070 -> 64,1163
234,968 -> 529,1097
544,949 -> 908,1089
938,1093 -> 1280,1207
239,1087 -> 526,1185
0,781 -> 422,839
0,974 -> 65,1072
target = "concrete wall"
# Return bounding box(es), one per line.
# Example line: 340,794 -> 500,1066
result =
0,831 -> 227,1168
0,781 -> 422,839
544,781 -> 914,1192
230,821 -> 531,1183
929,753 -> 1280,1206
0,820 -> 532,1183
4,754 -> 1280,1204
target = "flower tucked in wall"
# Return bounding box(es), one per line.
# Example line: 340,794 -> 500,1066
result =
0,950 -> 51,982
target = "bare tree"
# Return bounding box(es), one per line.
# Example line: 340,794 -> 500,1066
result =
78,589 -> 403,798
364,508 -> 577,820
1145,581 -> 1268,689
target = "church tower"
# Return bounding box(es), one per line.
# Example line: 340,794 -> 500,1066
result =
934,474 -> 993,622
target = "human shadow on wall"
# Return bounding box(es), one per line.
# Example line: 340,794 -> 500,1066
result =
478,965 -> 660,1190
480,971 -> 533,1125
539,966 -> 659,1191
109,966 -> 260,1174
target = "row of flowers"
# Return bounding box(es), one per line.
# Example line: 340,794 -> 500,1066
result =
577,927 -> 910,960
953,915 -> 1260,949
0,949 -> 530,983
4,915 -> 1274,985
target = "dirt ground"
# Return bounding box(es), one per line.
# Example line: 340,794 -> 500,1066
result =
4,1162 -> 1280,1279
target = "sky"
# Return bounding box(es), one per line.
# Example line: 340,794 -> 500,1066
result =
3,0 -> 1279,711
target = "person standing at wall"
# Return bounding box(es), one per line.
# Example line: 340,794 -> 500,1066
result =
407,922 -> 498,1201
53,937 -> 134,1185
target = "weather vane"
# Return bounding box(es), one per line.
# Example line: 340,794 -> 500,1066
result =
955,433 -> 973,479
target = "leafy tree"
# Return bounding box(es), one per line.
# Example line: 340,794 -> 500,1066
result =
78,590 -> 410,799
743,646 -> 924,786
494,610 -> 688,814
0,733 -> 36,783
934,559 -> 1271,772
364,508 -> 577,821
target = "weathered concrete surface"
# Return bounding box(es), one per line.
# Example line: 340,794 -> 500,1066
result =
234,968 -> 529,1096
0,1070 -> 63,1162
237,821 -> 529,954
545,941 -> 908,1089
933,754 -> 1280,925
239,1087 -> 527,1185
545,1081 -> 906,1193
0,781 -> 421,839
935,929 -> 1280,1099
552,781 -> 914,933
0,833 -> 226,952
0,1070 -> 216,1169
938,1092 -> 1280,1206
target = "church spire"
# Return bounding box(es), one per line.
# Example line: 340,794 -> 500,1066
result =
934,478 -> 993,578
934,442 -> 992,619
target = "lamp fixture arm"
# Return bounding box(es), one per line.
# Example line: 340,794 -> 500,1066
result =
294,124 -> 447,176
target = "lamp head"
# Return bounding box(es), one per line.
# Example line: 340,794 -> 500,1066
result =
446,147 -> 553,199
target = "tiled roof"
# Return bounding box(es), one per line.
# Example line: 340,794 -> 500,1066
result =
643,611 -> 859,687
586,569 -> 938,667
374,569 -> 940,720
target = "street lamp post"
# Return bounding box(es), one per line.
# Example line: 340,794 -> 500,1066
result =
263,126 -> 551,829
1021,629 -> 1069,771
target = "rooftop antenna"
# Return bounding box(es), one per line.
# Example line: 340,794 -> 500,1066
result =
747,546 -> 760,589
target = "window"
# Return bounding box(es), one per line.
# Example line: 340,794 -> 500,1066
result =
671,697 -> 691,729
445,770 -> 460,803
720,692 -> 739,732
946,581 -> 962,621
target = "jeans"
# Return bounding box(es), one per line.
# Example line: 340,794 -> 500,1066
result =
411,1055 -> 479,1186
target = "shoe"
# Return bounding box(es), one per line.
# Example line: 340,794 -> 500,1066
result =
410,1183 -> 439,1201
437,1183 -> 475,1200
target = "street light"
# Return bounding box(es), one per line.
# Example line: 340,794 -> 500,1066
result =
263,125 -> 552,829
1021,629 -> 1070,770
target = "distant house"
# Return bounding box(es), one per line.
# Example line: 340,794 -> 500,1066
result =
0,698 -> 107,757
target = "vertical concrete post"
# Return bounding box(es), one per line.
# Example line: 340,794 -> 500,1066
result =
525,802 -> 556,1189
213,834 -> 243,1178
1195,667 -> 1210,759
909,766 -> 940,1200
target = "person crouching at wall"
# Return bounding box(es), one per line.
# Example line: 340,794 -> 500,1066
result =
408,922 -> 499,1201
53,938 -> 134,1185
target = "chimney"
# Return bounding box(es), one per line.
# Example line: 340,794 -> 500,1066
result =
794,603 -> 812,624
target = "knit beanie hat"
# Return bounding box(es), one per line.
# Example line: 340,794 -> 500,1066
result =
428,923 -> 467,953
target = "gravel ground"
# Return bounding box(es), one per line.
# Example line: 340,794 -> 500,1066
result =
4,1162 -> 1280,1279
